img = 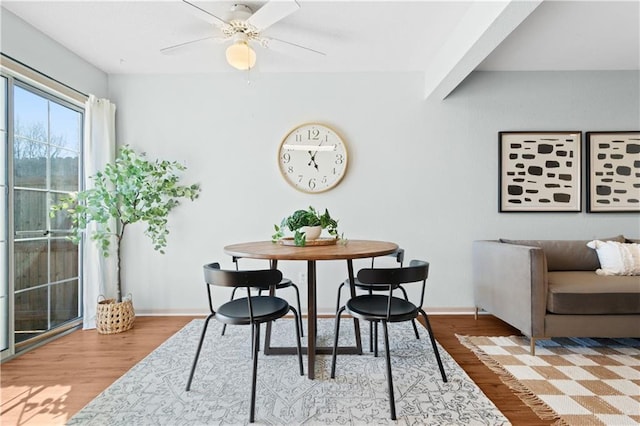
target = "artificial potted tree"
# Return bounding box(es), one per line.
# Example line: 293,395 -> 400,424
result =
272,206 -> 340,246
51,145 -> 200,334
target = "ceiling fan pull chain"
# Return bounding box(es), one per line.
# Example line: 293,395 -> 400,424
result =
246,45 -> 251,85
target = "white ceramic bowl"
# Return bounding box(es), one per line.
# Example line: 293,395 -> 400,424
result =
300,225 -> 322,240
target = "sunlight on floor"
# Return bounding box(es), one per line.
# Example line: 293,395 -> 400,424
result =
1,385 -> 71,425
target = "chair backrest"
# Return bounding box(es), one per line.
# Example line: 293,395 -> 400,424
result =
371,248 -> 405,268
357,259 -> 429,309
203,262 -> 283,290
358,259 -> 428,285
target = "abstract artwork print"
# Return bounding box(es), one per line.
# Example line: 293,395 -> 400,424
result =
587,131 -> 640,212
499,131 -> 582,212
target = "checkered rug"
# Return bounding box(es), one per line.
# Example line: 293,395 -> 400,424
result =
458,335 -> 640,426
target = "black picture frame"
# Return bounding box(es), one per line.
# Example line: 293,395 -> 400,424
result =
499,131 -> 582,212
586,131 -> 640,213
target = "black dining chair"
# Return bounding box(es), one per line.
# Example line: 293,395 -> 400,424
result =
331,259 -> 447,421
334,248 -> 420,353
186,262 -> 304,423
221,256 -> 304,337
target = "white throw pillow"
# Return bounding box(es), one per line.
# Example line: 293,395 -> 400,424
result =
586,240 -> 640,276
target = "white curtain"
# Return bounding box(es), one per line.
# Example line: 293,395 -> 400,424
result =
82,95 -> 117,330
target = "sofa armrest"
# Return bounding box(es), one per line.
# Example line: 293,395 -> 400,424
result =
472,240 -> 547,337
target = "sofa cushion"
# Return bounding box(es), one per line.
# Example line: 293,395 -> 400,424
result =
500,236 -> 625,271
587,240 -> 640,276
547,271 -> 640,314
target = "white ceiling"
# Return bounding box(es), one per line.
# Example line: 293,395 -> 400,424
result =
2,0 -> 639,76
478,0 -> 640,71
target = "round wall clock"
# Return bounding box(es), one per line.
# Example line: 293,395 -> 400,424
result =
278,123 -> 348,193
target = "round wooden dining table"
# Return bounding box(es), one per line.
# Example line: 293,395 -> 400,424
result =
223,239 -> 398,379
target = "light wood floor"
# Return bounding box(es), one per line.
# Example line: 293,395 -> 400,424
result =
1,315 -> 550,425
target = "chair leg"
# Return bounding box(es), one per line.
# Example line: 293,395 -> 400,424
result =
290,306 -> 304,376
330,307 -> 345,378
381,320 -> 396,421
369,288 -> 374,352
374,321 -> 379,357
369,321 -> 374,353
398,286 -> 420,340
221,287 -> 239,336
410,320 -> 420,340
291,284 -> 305,337
185,313 -> 214,391
250,324 -> 255,357
419,309 -> 447,382
335,282 -> 344,314
250,322 -> 260,423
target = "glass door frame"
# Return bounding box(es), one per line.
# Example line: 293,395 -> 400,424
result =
1,74 -> 13,360
1,68 -> 85,360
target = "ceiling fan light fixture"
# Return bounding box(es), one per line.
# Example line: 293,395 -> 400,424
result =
225,37 -> 256,70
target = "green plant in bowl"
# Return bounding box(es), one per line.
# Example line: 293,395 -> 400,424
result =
272,206 -> 339,246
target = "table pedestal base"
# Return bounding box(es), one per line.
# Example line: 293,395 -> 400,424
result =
264,346 -> 362,356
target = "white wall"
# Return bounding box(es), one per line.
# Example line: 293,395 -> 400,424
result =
108,70 -> 640,315
1,9 -> 108,98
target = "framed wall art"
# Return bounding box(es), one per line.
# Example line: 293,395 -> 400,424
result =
499,131 -> 582,212
586,131 -> 640,212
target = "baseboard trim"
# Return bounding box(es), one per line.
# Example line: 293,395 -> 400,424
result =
135,307 -> 478,316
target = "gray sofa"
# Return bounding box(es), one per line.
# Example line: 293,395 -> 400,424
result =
472,236 -> 640,354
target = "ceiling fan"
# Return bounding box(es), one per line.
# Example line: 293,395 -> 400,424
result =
161,0 -> 325,70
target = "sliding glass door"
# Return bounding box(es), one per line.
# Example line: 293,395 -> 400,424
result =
1,72 -> 83,357
13,82 -> 82,345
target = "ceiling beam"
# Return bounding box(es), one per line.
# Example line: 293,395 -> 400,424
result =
424,0 -> 542,100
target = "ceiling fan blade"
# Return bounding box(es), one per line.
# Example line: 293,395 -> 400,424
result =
264,36 -> 326,56
246,0 -> 300,31
182,0 -> 227,27
160,35 -> 225,55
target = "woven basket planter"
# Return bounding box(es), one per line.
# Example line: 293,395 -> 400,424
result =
96,295 -> 135,334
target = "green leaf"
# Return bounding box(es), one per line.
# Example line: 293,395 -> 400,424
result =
293,230 -> 306,246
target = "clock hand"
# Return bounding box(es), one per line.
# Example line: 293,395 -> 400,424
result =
307,151 -> 319,171
308,139 -> 326,171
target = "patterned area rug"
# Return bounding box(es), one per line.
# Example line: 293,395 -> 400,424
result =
458,335 -> 640,426
68,319 -> 509,425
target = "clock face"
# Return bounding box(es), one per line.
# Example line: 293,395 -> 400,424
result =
278,123 -> 348,193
